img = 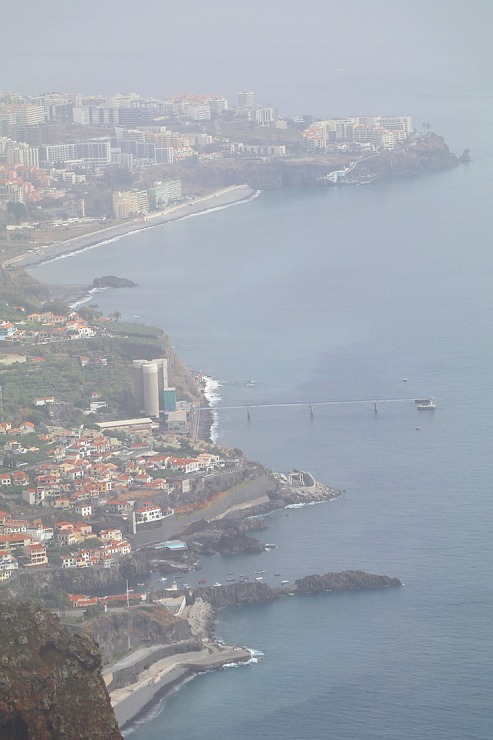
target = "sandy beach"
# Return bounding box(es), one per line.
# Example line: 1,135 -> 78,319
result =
6,184 -> 257,270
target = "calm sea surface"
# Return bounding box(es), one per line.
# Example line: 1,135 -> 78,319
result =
31,90 -> 493,739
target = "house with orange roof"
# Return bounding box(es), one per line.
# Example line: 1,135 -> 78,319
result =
73,503 -> 92,519
0,533 -> 32,551
1,519 -> 28,535
134,502 -> 165,525
51,496 -> 70,509
99,528 -> 123,543
67,593 -> 99,608
19,421 -> 36,435
0,551 -> 18,579
10,470 -> 29,486
105,499 -> 131,517
34,395 -> 56,407
23,542 -> 48,567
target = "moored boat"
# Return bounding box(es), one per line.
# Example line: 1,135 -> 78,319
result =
415,397 -> 436,409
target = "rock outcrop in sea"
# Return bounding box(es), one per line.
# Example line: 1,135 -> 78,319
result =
190,570 -> 401,609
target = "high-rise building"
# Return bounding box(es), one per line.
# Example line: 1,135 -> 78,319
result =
112,189 -> 149,218
238,90 -> 255,109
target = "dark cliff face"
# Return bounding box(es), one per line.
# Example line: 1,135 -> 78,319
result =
83,605 -> 194,665
0,601 -> 121,739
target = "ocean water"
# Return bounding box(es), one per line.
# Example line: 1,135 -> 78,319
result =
30,95 -> 493,739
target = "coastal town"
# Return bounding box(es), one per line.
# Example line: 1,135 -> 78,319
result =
0,86 -> 449,734
0,269 -> 349,729
0,85 -> 457,268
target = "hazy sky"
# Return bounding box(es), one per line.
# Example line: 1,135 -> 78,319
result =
1,0 -> 492,117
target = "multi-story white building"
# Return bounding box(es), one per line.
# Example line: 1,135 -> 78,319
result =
147,181 -> 181,210
189,104 -> 211,121
238,90 -> 255,109
112,189 -> 149,218
11,104 -> 46,127
208,97 -> 229,115
134,503 -> 165,525
43,139 -> 111,168
23,543 -> 48,567
6,140 -> 40,167
255,106 -> 277,127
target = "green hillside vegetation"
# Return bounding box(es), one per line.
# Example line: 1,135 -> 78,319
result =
0,321 -> 199,424
0,266 -> 51,317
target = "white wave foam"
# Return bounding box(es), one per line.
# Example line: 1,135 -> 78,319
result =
181,189 -> 261,221
285,501 -> 324,509
31,190 -> 261,269
246,648 -> 264,659
202,375 -> 222,442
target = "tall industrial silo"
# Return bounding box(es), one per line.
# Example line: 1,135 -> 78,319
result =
152,358 -> 169,409
142,361 -> 160,417
132,359 -> 147,412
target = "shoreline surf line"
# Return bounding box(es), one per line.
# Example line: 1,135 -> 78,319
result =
110,643 -> 251,732
8,185 -> 260,271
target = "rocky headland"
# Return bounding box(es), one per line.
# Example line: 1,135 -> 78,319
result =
188,570 -> 402,610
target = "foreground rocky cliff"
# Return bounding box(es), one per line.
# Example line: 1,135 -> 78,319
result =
0,601 -> 121,739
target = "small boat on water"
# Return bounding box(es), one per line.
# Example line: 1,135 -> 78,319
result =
183,583 -> 190,588
254,570 -> 265,574
213,582 -> 222,587
274,573 -> 281,577
226,572 -> 234,576
415,397 -> 436,410
159,577 -> 168,582
226,577 -> 235,582
255,576 -> 264,581
281,580 -> 290,585
137,583 -> 144,587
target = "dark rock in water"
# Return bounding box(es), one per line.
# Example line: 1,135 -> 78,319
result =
92,275 -> 138,289
192,570 -> 401,608
183,518 -> 266,556
294,570 -> 402,592
459,148 -> 471,162
0,601 -> 122,739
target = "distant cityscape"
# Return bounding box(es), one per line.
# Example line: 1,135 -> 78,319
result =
0,88 -> 413,223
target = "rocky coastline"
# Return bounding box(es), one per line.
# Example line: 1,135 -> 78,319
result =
106,570 -> 401,730
0,171 -> 409,734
